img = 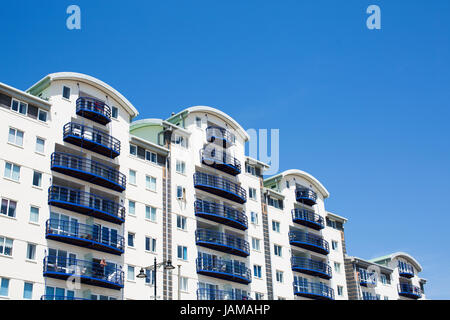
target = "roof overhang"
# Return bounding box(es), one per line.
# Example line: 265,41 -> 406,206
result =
0,82 -> 51,110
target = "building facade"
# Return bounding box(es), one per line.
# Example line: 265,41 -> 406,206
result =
0,72 -> 427,300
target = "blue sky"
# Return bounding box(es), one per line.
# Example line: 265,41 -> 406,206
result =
1,1 -> 449,299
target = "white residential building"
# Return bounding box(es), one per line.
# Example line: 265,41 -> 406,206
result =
0,72 -> 427,300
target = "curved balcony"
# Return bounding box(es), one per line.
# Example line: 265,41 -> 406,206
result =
358,269 -> 377,287
293,281 -> 334,300
51,152 -> 126,192
295,188 -> 317,206
197,288 -> 252,300
195,199 -> 248,230
76,97 -> 111,125
40,295 -> 88,300
63,122 -> 120,159
398,284 -> 422,299
196,229 -> 250,257
196,257 -> 251,284
291,257 -> 332,280
43,256 -> 124,290
193,172 -> 246,204
289,231 -> 329,255
292,208 -> 324,230
398,262 -> 414,278
206,126 -> 236,148
46,219 -> 124,255
200,148 -> 241,176
48,186 -> 125,224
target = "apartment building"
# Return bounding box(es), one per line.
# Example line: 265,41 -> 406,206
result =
0,72 -> 427,300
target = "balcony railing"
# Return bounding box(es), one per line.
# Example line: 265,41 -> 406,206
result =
63,122 -> 121,158
76,97 -> 111,125
196,229 -> 250,257
291,208 -> 324,230
293,281 -> 334,300
289,231 -> 329,255
46,219 -> 124,255
196,257 -> 251,284
197,288 -> 252,300
398,262 -> 414,278
398,283 -> 422,299
200,148 -> 241,176
195,199 -> 248,230
48,185 -> 125,224
193,172 -> 246,204
51,152 -> 126,192
358,269 -> 377,287
295,187 -> 317,206
43,256 -> 124,290
206,126 -> 236,147
362,294 -> 380,300
40,295 -> 88,300
291,257 -> 332,280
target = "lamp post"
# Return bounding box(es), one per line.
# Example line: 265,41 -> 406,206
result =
137,257 -> 175,300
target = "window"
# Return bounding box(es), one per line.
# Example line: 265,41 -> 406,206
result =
35,137 -> 45,153
249,187 -> 257,200
32,171 -> 42,187
384,296 -> 389,300
4,162 -> 20,181
129,170 -> 136,185
1,199 -> 17,218
250,212 -> 259,225
26,243 -> 36,260
274,244 -> 282,257
11,99 -> 27,115
177,215 -> 187,230
128,201 -> 136,215
286,181 -> 290,188
130,144 -> 137,156
180,276 -> 188,291
111,106 -> 118,119
253,265 -> 262,278
176,160 -> 186,174
145,237 -> 156,252
337,286 -> 343,296
38,109 -> 47,122
146,176 -> 156,192
334,262 -> 341,273
128,233 -> 135,247
45,286 -> 74,300
380,274 -> 391,285
0,278 -> 9,297
195,117 -> 201,128
0,236 -> 13,256
177,245 -> 188,260
8,128 -> 24,146
255,292 -> 264,300
272,221 -> 280,233
145,150 -> 157,163
127,266 -> 135,281
145,269 -> 155,285
171,134 -> 188,148
29,206 -> 39,223
145,206 -> 156,221
62,86 -> 71,99
276,270 -> 284,283
252,238 -> 260,251
376,294 -> 381,300
176,186 -> 185,200
23,282 -> 33,299
268,197 -> 283,209
332,241 -> 339,251
246,164 -> 256,176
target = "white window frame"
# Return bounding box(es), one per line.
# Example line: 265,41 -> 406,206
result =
8,128 -> 24,146
35,137 -> 45,154
11,99 -> 27,115
4,161 -> 20,181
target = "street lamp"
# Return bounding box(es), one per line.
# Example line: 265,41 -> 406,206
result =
137,258 -> 175,300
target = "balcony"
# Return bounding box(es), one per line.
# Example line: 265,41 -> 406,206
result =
206,126 -> 236,148
63,122 -> 121,159
295,188 -> 317,206
196,229 -> 250,257
358,269 -> 377,287
193,172 -> 246,204
76,97 -> 111,125
195,199 -> 248,230
51,152 -> 126,192
398,262 -> 414,278
46,219 -> 124,255
197,288 -> 252,300
43,256 -> 124,290
289,231 -> 329,255
292,208 -> 324,230
293,282 -> 334,300
41,295 -> 88,300
48,186 -> 125,224
201,148 -> 241,176
196,257 -> 251,285
291,257 -> 332,280
398,283 -> 422,299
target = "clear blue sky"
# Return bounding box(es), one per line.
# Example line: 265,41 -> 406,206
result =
1,1 -> 449,299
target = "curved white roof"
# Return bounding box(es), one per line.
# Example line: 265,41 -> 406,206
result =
389,252 -> 423,272
168,106 -> 250,141
28,72 -> 139,117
